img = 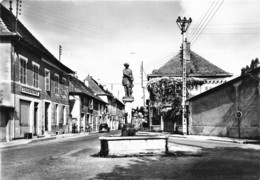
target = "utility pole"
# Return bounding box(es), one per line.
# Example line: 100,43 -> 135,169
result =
176,16 -> 192,135
59,45 -> 62,61
141,61 -> 145,108
14,0 -> 22,33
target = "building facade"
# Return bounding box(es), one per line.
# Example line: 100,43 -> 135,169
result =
69,76 -> 107,133
84,75 -> 125,130
0,5 -> 74,141
188,61 -> 260,139
147,49 -> 233,132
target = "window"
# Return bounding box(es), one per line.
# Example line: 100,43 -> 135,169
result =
54,74 -> 59,94
19,55 -> 27,84
61,77 -> 67,96
32,62 -> 39,88
89,99 -> 93,109
45,69 -> 50,91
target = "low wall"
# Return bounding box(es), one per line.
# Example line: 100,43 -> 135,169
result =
99,136 -> 168,156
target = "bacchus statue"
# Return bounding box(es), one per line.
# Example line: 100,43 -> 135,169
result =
122,63 -> 134,97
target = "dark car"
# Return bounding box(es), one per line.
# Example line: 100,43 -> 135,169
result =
99,123 -> 110,133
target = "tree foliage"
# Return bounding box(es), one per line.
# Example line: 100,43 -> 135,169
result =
147,77 -> 205,121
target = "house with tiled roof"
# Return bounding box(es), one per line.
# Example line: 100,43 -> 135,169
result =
68,76 -> 107,133
84,75 -> 125,130
147,48 -> 233,133
148,51 -> 233,96
0,4 -> 74,141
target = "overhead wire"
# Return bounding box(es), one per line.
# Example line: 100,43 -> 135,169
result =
20,5 -> 136,45
188,0 -> 216,41
189,0 -> 220,43
191,0 -> 225,48
22,3 -> 156,46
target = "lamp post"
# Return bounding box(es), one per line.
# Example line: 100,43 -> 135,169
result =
176,16 -> 192,135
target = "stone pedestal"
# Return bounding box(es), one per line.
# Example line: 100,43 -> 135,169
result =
123,96 -> 134,123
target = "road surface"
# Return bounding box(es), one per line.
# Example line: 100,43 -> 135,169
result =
1,132 -> 259,180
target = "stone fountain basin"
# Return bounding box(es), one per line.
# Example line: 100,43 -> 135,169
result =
99,136 -> 168,156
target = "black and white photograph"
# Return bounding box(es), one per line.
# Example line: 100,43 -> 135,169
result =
0,0 -> 260,179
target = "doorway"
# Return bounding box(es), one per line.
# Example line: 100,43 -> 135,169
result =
45,102 -> 50,131
34,102 -> 39,135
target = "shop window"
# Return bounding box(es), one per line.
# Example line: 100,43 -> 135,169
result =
19,55 -> 27,84
45,69 -> 50,91
20,100 -> 30,126
54,74 -> 59,94
32,62 -> 39,88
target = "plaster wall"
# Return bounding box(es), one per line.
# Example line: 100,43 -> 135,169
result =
189,76 -> 260,139
0,43 -> 12,107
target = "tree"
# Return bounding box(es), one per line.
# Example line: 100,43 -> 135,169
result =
147,77 -> 204,124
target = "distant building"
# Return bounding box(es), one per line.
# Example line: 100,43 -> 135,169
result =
0,5 -> 74,141
188,59 -> 260,139
84,75 -> 125,130
68,76 -> 107,133
147,48 -> 233,132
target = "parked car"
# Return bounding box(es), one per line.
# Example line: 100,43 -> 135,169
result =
99,123 -> 110,133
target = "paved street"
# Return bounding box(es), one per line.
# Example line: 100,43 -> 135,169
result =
1,132 -> 260,180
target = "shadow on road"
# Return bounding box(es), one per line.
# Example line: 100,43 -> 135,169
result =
89,147 -> 260,180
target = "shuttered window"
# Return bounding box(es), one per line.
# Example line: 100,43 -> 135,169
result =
32,63 -> 39,88
45,69 -> 50,91
19,58 -> 27,84
54,74 -> 59,94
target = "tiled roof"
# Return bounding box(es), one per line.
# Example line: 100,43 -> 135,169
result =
83,75 -> 124,106
69,76 -> 106,103
0,4 -> 73,73
149,51 -> 232,78
84,76 -> 107,96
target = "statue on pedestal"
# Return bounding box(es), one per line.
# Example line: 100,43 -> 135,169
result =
122,63 -> 134,97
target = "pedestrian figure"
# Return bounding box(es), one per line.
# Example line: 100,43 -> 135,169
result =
122,63 -> 134,97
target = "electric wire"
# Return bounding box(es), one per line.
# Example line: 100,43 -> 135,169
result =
189,0 -> 216,41
191,0 -> 225,47
189,0 -> 221,43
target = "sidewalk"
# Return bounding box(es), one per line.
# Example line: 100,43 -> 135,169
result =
1,131 -> 259,150
0,132 -> 96,150
136,131 -> 260,144
169,134 -> 260,144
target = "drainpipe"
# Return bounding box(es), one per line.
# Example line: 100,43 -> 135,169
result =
12,46 -> 17,141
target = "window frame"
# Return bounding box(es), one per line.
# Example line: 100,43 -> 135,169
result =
19,55 -> 28,85
45,69 -> 50,91
32,62 -> 39,88
54,74 -> 59,95
61,77 -> 67,96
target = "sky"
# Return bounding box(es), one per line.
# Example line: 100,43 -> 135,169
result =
2,0 -> 260,108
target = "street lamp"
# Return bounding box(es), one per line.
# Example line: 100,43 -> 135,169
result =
176,16 -> 192,135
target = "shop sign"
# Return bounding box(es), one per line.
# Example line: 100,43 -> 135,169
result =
21,87 -> 40,97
